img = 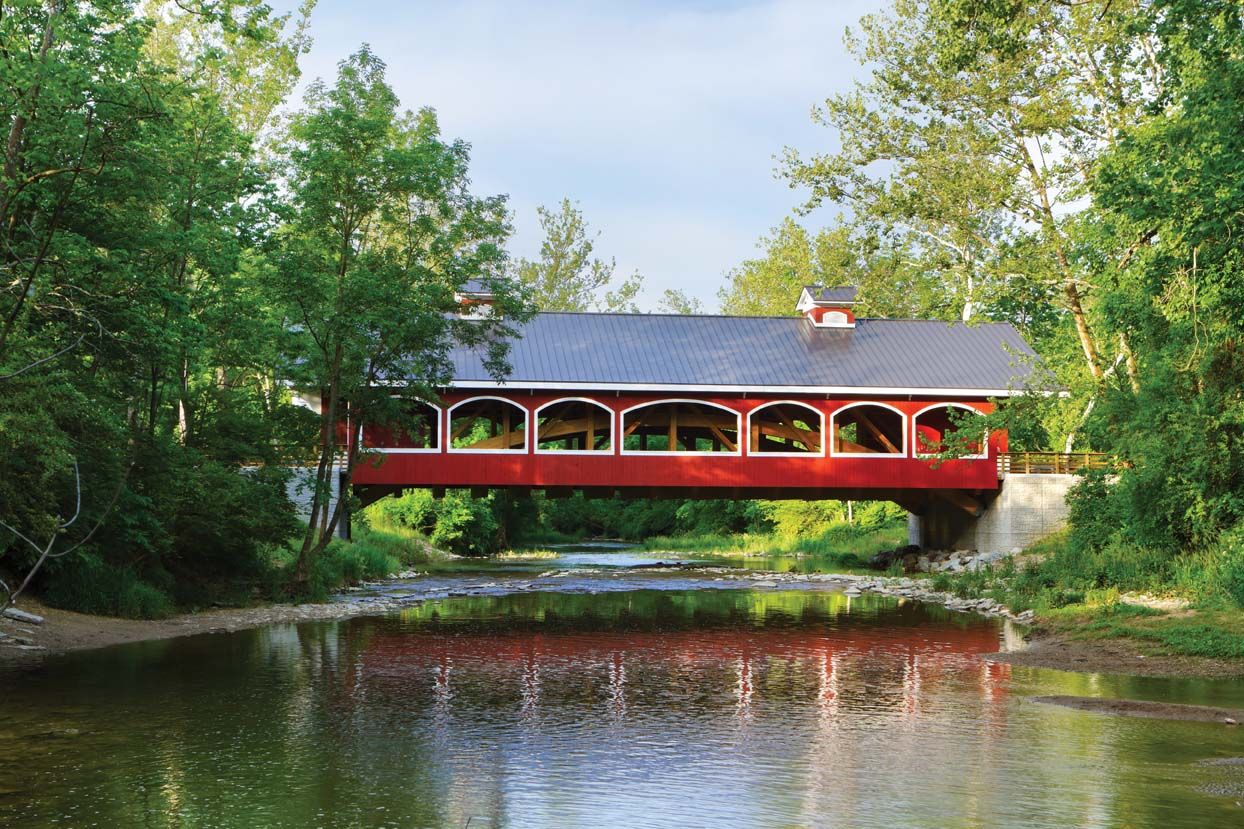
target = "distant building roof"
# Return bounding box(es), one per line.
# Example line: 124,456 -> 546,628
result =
443,312 -> 1040,396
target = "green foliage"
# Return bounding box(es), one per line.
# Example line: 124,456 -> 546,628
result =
268,45 -> 530,571
641,515 -> 906,567
305,539 -> 399,602
717,220 -> 903,316
514,199 -> 643,312
369,490 -> 503,556
42,554 -> 174,620
655,289 -> 704,315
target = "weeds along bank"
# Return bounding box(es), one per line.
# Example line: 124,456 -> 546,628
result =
933,522 -> 1244,660
29,520 -> 440,621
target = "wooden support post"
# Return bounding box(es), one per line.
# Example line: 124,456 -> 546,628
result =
586,407 -> 595,451
855,410 -> 900,454
451,414 -> 479,441
934,489 -> 982,517
669,405 -> 679,450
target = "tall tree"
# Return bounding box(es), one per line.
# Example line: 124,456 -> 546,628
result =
1078,0 -> 1244,548
782,0 -> 1163,387
514,198 -> 642,312
1,0 -> 304,614
656,289 -> 704,315
269,48 -> 531,582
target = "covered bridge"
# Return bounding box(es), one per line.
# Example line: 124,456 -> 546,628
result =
349,285 -> 1043,539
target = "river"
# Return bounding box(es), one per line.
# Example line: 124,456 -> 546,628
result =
2,545 -> 1243,828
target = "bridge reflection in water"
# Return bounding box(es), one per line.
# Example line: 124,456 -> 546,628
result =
331,590 -> 1022,826
5,587 -> 1241,829
356,592 -> 1012,724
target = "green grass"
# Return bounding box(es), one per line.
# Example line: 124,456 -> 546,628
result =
929,528 -> 1244,662
41,552 -> 175,619
262,521 -> 448,602
1036,605 -> 1244,659
492,549 -> 561,560
511,528 -> 587,545
640,522 -> 905,570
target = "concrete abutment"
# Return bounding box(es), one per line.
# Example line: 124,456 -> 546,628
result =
911,473 -> 1078,553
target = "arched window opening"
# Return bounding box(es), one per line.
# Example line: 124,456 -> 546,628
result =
622,401 -> 739,454
831,404 -> 905,456
748,402 -> 822,454
536,399 -> 613,452
365,400 -> 440,451
449,398 -> 527,451
914,404 -> 984,457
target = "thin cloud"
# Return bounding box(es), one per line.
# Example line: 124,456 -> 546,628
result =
289,0 -> 879,309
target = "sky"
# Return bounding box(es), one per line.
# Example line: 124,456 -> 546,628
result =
280,0 -> 883,310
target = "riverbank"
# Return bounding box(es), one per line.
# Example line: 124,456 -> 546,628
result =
0,595 -> 421,666
640,523 -> 905,562
5,562 -> 1242,679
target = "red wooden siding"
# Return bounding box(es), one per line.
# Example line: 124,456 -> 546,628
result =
350,392 -> 1005,493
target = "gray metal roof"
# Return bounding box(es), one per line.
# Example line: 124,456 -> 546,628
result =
446,313 -> 1040,395
804,285 -> 858,304
458,278 -> 493,296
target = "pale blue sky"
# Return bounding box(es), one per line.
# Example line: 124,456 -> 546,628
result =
282,0 -> 882,309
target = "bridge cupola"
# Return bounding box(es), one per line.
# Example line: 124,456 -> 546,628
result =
796,285 -> 857,329
455,278 -> 498,319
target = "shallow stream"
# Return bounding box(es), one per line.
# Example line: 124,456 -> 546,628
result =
3,545 -> 1243,828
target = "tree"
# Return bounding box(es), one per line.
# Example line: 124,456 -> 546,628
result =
269,47 -> 531,583
514,198 -> 642,312
1,1 -> 307,615
782,0 -> 1163,389
656,289 -> 704,315
139,0 -> 312,444
718,219 -> 890,316
1075,0 -> 1244,548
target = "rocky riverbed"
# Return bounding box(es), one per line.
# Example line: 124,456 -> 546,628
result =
696,568 -> 1037,623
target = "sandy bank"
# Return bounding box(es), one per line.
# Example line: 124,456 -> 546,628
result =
0,595 -> 405,666
985,629 -> 1244,679
1031,694 -> 1244,723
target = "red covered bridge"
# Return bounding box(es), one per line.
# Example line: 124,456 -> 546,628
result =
340,285 -> 1044,542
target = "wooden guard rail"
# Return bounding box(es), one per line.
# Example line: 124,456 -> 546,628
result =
998,451 -> 1110,476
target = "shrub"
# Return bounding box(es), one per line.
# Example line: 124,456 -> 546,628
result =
42,552 -> 174,619
370,489 -> 502,555
301,537 -> 401,601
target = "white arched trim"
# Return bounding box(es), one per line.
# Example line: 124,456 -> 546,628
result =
912,402 -> 989,460
745,400 -> 826,458
619,398 -> 743,457
371,398 -> 443,454
829,401 -> 909,458
446,395 -> 531,454
533,397 -> 617,455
